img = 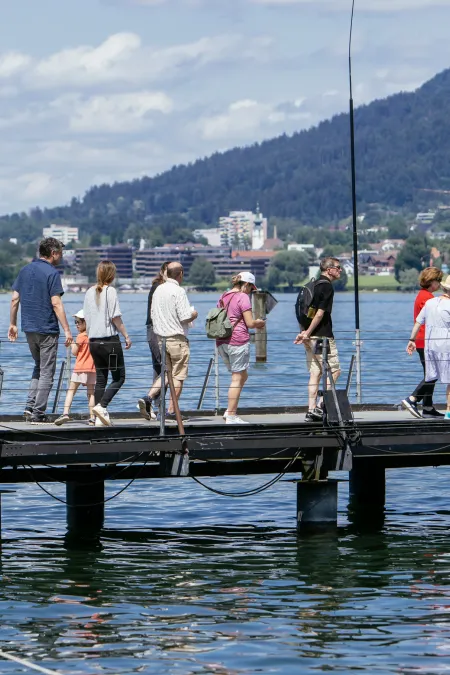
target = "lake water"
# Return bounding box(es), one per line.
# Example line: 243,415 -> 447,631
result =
2,291 -> 450,675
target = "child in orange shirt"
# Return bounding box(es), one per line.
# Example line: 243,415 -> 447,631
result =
55,310 -> 96,425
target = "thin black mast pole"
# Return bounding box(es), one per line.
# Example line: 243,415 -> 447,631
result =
349,0 -> 362,400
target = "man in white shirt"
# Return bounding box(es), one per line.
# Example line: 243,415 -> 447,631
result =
143,262 -> 197,418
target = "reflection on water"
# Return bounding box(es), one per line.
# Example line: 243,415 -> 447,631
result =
2,469 -> 450,673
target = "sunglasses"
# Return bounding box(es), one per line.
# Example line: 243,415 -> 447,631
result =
329,266 -> 342,271
74,319 -> 83,325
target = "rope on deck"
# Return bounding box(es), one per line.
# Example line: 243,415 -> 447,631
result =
0,650 -> 63,675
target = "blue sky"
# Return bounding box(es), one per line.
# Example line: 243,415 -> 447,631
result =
1,0 -> 450,212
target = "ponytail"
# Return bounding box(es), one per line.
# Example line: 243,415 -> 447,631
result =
95,260 -> 116,304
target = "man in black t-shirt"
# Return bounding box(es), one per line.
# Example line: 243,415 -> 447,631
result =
294,257 -> 342,422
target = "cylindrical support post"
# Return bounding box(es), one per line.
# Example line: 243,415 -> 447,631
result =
253,291 -> 267,363
349,461 -> 385,510
66,476 -> 104,534
160,337 -> 166,436
52,359 -> 67,413
297,480 -> 338,533
197,357 -> 214,410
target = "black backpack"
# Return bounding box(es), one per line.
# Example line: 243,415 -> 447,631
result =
295,278 -> 329,329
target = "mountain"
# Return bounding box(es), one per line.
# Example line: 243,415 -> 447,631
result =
3,68 -> 450,242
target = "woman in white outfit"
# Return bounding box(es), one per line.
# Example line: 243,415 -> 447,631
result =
407,274 -> 450,419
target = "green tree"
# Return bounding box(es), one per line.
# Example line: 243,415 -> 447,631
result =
265,250 -> 309,290
188,258 -> 216,287
387,216 -> 408,239
399,268 -> 419,291
90,231 -> 102,247
79,250 -> 100,282
394,236 -> 430,281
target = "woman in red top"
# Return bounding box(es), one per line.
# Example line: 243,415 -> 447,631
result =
402,267 -> 444,418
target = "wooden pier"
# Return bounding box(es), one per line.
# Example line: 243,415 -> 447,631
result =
1,405 -> 449,536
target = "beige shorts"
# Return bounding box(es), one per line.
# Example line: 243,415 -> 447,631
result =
305,338 -> 340,375
159,335 -> 190,381
71,371 -> 96,386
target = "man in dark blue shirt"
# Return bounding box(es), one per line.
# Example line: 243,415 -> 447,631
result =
9,237 -> 73,424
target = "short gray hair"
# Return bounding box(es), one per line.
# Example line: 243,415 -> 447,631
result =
320,256 -> 340,272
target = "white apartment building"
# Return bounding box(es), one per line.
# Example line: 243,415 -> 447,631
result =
219,206 -> 268,250
43,224 -> 79,245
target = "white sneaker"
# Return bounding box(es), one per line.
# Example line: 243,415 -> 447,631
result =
93,404 -> 112,426
222,410 -> 229,420
225,415 -> 249,425
95,416 -> 106,427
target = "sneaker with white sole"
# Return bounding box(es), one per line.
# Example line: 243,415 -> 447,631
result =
401,397 -> 422,419
92,403 -> 112,426
222,410 -> 229,420
225,415 -> 249,425
94,416 -> 106,427
54,413 -> 71,426
137,396 -> 157,421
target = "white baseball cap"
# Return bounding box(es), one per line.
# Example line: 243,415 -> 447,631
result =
238,271 -> 257,289
72,309 -> 85,320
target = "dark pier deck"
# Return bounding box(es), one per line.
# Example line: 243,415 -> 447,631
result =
1,406 -> 449,535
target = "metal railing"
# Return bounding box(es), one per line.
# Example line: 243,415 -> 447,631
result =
0,330 -> 446,419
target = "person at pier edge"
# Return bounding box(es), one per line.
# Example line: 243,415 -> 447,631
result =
148,262 -> 198,420
54,310 -> 96,426
137,261 -> 170,420
294,257 -> 342,422
8,237 -> 73,424
406,273 -> 450,419
402,267 -> 444,419
216,272 -> 266,425
83,260 -> 132,427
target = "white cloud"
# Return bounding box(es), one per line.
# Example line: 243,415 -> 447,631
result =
67,91 -> 173,133
199,97 -> 312,141
0,52 -> 31,79
0,32 -> 270,92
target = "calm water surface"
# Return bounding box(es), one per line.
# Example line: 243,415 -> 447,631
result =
1,292 -> 450,674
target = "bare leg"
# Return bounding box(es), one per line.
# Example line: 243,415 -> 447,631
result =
446,384 -> 450,412
87,385 -> 95,418
63,382 -> 80,415
227,371 -> 248,416
308,371 -> 321,411
168,380 -> 184,414
149,374 -> 168,401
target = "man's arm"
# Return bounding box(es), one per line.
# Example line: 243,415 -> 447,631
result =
176,289 -> 198,323
8,291 -> 20,342
294,309 -> 325,344
51,295 -> 73,346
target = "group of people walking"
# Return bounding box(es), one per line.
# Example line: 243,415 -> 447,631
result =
8,237 -> 265,425
9,238 -> 450,425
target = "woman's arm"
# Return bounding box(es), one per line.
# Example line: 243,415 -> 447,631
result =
242,309 -> 265,330
406,321 -> 422,355
112,316 -> 132,349
71,343 -> 80,357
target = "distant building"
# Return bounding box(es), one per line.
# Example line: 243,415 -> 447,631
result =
74,245 -> 133,279
135,245 -> 232,279
219,205 -> 268,250
135,244 -> 275,281
287,244 -> 315,253
43,224 -> 79,245
416,212 -> 435,225
193,228 -> 222,247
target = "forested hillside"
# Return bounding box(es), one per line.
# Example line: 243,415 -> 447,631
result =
3,68 -> 450,243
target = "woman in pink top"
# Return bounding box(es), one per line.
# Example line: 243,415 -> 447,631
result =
216,272 -> 266,424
